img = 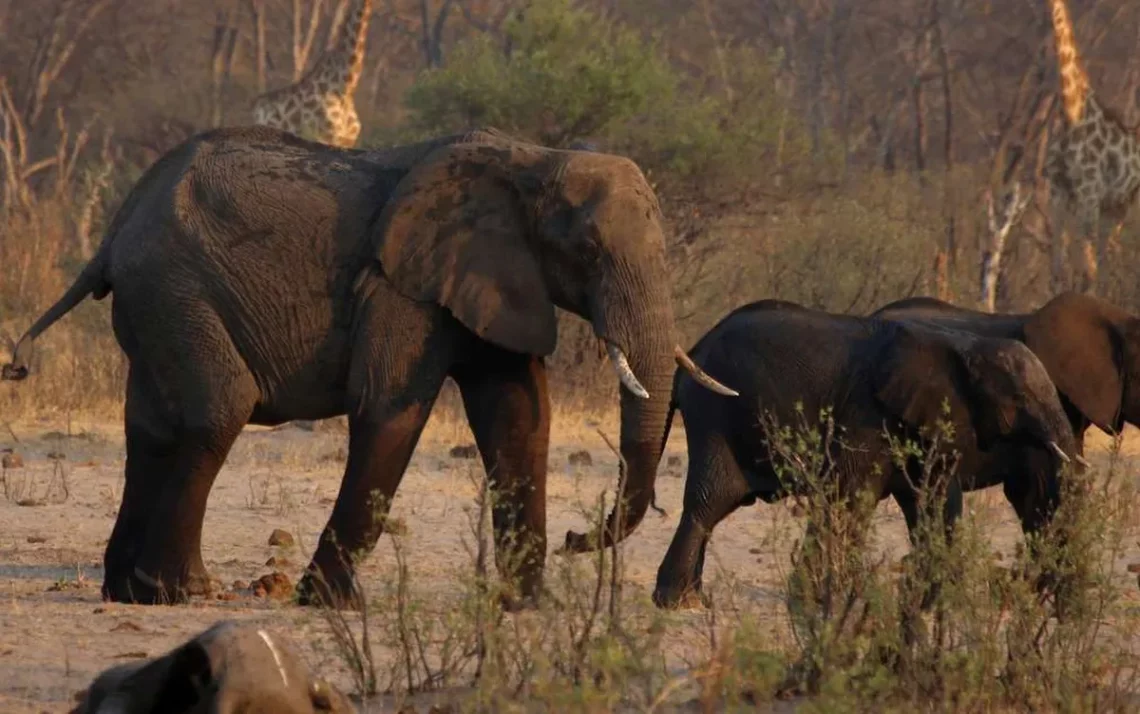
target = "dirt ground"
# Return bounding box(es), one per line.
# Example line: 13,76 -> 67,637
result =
2,406 -> 1139,713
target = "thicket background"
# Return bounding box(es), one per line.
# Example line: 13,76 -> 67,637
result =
2,0 -> 1139,417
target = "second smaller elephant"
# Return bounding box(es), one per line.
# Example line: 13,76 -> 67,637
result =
70,620 -> 354,714
653,300 -> 1079,608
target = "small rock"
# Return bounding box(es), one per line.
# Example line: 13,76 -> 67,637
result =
1,452 -> 23,469
93,607 -> 105,614
253,571 -> 293,600
567,450 -> 593,467
748,547 -> 761,555
16,499 -> 44,508
46,450 -> 65,461
449,444 -> 478,459
268,529 -> 295,547
111,621 -> 143,633
1127,562 -> 1140,574
26,536 -> 46,544
666,455 -> 682,468
265,555 -> 293,568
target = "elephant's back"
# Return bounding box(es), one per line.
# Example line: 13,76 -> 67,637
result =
104,128 -> 402,419
873,304 -> 1026,341
681,303 -> 870,416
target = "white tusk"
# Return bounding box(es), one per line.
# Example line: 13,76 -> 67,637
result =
606,343 -> 650,399
674,346 -> 740,397
1048,441 -> 1071,464
1074,453 -> 1091,468
257,629 -> 289,687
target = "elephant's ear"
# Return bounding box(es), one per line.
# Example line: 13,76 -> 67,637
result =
372,141 -> 558,356
79,639 -> 213,714
1024,293 -> 1123,432
871,324 -> 1010,451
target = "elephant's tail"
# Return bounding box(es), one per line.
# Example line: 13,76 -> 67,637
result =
2,249 -> 111,382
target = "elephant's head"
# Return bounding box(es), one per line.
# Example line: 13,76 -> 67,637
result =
1022,291 -> 1140,435
70,621 -> 354,714
372,135 -> 735,554
872,323 -> 1079,474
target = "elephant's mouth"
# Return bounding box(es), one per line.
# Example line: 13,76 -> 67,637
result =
604,340 -> 739,398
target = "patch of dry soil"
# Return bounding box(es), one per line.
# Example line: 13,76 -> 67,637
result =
2,414 -> 1138,712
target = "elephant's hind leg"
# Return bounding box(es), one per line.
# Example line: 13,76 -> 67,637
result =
455,352 -> 551,611
109,306 -> 258,604
103,367 -> 178,601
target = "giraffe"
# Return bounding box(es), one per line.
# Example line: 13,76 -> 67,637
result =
1044,0 -> 1140,294
251,0 -> 373,148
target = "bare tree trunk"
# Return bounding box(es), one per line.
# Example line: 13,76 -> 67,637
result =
980,183 -> 1031,311
932,0 -> 956,268
420,0 -> 457,68
292,0 -> 326,81
250,0 -> 267,93
210,10 -> 240,127
21,0 -> 113,125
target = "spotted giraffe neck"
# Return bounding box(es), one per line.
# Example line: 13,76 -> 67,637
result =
307,0 -> 372,96
1048,0 -> 1092,125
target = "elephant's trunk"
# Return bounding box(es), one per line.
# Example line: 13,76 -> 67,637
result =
562,259 -> 676,553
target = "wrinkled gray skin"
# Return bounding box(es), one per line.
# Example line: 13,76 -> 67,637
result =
70,620 -> 354,714
1,125 -> 731,608
653,300 -> 1078,609
874,291 -> 1140,446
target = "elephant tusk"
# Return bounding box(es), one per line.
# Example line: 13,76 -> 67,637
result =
1048,441 -> 1071,464
674,346 -> 740,397
257,630 -> 290,687
606,343 -> 650,399
1074,453 -> 1091,468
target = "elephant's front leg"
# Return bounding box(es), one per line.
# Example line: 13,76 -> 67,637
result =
296,394 -> 443,609
653,433 -> 749,609
297,292 -> 455,610
455,352 -> 551,611
892,474 -> 963,611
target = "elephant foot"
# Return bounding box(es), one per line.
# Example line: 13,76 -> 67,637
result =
101,565 -> 211,605
652,584 -> 711,610
296,568 -> 364,610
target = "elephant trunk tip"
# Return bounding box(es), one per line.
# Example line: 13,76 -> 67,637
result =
1,364 -> 28,381
2,337 -> 33,381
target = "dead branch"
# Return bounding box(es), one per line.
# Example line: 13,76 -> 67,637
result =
979,182 -> 1032,312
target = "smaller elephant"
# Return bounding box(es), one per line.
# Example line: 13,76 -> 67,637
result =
873,291 -> 1140,446
70,620 -> 354,714
653,300 -> 1079,609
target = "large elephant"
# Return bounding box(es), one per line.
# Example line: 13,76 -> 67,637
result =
873,291 -> 1140,447
652,300 -> 1079,609
1,125 -> 733,608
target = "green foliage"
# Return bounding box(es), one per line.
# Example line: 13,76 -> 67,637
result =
405,0 -> 674,147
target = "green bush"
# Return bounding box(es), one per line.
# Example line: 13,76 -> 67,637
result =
405,0 -> 674,147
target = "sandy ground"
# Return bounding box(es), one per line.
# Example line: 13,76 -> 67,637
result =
2,406 -> 1140,713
